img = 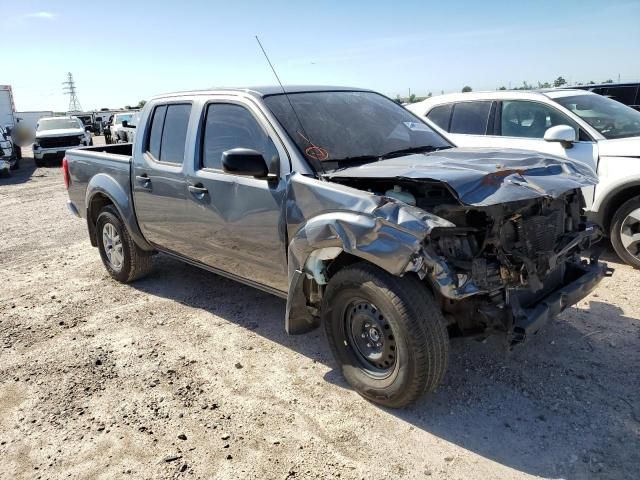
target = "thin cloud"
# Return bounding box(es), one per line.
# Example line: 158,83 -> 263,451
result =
24,11 -> 57,19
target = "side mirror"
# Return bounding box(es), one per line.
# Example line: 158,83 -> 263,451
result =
84,125 -> 92,132
544,125 -> 576,148
222,148 -> 269,178
121,120 -> 129,128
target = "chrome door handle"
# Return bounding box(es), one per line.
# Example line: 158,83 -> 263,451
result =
188,184 -> 208,195
135,175 -> 151,189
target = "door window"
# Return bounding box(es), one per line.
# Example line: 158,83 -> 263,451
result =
500,100 -> 576,139
450,101 -> 492,135
426,104 -> 452,131
201,103 -> 278,170
145,104 -> 191,164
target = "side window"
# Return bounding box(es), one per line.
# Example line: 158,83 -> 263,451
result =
145,104 -> 191,164
202,103 -> 279,171
450,101 -> 492,135
426,104 -> 452,131
147,105 -> 167,159
500,100 -> 576,139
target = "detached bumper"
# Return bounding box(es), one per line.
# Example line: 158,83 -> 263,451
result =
510,258 -> 613,344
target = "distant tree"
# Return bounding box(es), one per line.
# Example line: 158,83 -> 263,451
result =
553,76 -> 567,87
427,92 -> 432,97
603,79 -> 614,84
409,93 -> 417,103
461,86 -> 472,93
498,86 -> 507,90
136,100 -> 147,108
588,80 -> 596,85
124,105 -> 132,110
395,94 -> 402,104
538,81 -> 551,88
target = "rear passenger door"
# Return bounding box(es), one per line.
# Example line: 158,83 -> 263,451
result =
183,99 -> 289,292
132,102 -> 194,254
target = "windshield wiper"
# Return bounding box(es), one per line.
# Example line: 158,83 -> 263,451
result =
380,145 -> 451,159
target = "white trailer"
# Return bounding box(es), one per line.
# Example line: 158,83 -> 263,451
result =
14,111 -> 55,132
0,85 -> 16,129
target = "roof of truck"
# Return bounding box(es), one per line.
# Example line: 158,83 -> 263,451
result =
152,85 -> 373,100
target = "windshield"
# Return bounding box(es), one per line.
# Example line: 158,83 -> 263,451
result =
114,114 -> 133,125
37,118 -> 83,131
553,94 -> 640,139
263,91 -> 452,170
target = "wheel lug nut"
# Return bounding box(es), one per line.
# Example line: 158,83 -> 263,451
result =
366,342 -> 372,348
361,333 -> 366,338
376,342 -> 382,347
364,323 -> 370,328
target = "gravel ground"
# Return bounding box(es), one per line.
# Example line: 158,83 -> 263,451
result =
1,143 -> 639,480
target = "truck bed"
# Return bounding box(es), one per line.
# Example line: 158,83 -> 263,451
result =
65,143 -> 133,222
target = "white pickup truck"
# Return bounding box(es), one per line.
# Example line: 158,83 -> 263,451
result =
33,116 -> 93,166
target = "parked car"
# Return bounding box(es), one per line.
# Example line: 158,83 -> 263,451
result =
569,82 -> 640,111
33,116 -> 93,166
64,86 -> 608,407
408,90 -> 640,268
120,111 -> 141,143
108,112 -> 138,143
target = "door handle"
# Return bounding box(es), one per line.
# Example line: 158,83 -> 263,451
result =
188,184 -> 208,196
135,174 -> 151,189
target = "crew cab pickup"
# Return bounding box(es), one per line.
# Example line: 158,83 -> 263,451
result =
64,86 -> 610,407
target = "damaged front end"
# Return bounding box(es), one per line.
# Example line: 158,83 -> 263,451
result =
286,150 -> 611,345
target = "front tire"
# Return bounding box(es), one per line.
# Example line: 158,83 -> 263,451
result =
96,205 -> 152,282
323,263 -> 449,408
610,195 -> 640,269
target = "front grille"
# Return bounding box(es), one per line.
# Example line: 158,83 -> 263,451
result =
38,136 -> 82,149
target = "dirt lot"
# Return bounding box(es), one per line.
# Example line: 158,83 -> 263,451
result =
1,144 -> 639,480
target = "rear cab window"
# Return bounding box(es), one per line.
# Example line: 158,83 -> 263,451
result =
145,104 -> 192,164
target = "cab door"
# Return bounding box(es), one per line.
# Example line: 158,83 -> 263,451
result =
132,102 -> 194,254
182,99 -> 289,292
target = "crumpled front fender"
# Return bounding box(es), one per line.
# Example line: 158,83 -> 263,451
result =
284,173 -> 456,334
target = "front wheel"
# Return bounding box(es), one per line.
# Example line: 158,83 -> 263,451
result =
610,195 -> 640,269
322,263 -> 449,408
96,205 -> 152,282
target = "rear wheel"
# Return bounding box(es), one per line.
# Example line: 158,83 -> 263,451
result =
323,263 -> 449,408
96,205 -> 152,282
610,195 -> 640,269
34,157 -> 44,167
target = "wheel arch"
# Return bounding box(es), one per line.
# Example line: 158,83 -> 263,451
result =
595,181 -> 640,233
85,174 -> 153,251
285,211 -> 430,335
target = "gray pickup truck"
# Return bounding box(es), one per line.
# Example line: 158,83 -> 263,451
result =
64,86 -> 610,407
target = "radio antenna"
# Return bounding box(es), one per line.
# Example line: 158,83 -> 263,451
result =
255,36 -> 321,159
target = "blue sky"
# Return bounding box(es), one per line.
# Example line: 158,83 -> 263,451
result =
3,0 -> 640,111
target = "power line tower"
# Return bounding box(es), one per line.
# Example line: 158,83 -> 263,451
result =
62,72 -> 82,112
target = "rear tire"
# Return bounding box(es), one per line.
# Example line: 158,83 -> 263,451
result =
34,158 -> 44,167
96,205 -> 152,282
610,195 -> 640,269
322,263 -> 449,408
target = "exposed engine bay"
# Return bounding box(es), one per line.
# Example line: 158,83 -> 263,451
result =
329,176 -> 605,342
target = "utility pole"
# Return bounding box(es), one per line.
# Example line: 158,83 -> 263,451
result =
63,72 -> 82,112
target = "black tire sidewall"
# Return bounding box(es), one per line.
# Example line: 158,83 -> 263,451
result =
96,208 -> 133,282
324,269 -> 432,406
610,196 -> 640,269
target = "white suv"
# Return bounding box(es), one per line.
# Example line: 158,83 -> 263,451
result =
408,90 -> 640,268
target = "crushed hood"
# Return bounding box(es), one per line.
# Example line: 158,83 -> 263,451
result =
324,148 -> 598,206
